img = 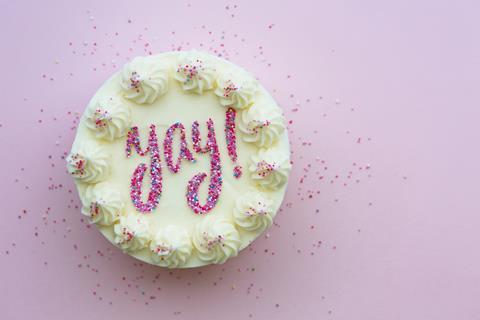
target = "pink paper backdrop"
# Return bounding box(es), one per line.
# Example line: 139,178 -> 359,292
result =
2,0 -> 480,319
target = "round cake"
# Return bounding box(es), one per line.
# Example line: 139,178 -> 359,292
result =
67,51 -> 291,268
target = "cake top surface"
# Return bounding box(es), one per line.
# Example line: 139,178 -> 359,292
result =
68,51 -> 291,268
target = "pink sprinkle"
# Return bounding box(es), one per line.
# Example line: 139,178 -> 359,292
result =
126,125 -> 163,213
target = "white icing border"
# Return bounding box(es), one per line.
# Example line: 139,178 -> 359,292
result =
67,51 -> 291,268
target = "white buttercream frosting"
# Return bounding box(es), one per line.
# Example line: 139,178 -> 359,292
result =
233,192 -> 274,232
81,183 -> 124,226
214,72 -> 257,110
66,142 -> 110,183
149,225 -> 192,268
239,102 -> 285,148
249,149 -> 291,190
113,215 -> 150,253
69,51 -> 291,268
174,52 -> 216,94
121,56 -> 169,104
193,217 -> 240,264
85,96 -> 131,141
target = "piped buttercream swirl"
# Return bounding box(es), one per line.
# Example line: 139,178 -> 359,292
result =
214,72 -> 257,110
66,142 -> 110,183
149,225 -> 192,268
85,96 -> 131,141
174,52 -> 216,94
249,149 -> 291,190
113,215 -> 150,253
239,102 -> 285,148
233,192 -> 274,232
193,217 -> 240,264
121,57 -> 169,104
81,183 -> 124,226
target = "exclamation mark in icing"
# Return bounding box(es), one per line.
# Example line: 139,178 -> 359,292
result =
225,107 -> 242,179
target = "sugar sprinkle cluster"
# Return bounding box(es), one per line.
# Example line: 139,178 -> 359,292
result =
186,119 -> 223,214
246,119 -> 271,134
66,153 -> 86,177
163,122 -> 195,173
222,79 -> 238,98
192,120 -> 210,153
255,160 -> 275,178
93,108 -> 112,128
126,125 -> 163,213
176,60 -> 202,84
225,107 -> 242,179
129,71 -> 142,91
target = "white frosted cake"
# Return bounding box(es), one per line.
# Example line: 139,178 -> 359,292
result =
67,51 -> 291,268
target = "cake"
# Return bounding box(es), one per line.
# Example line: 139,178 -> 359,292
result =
67,51 -> 291,268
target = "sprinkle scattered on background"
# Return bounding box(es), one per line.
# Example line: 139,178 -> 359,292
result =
2,0 -> 480,319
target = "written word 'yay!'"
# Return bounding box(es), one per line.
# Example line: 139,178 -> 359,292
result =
125,108 -> 241,215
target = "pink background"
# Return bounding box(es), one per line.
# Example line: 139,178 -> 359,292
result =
2,0 -> 480,319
